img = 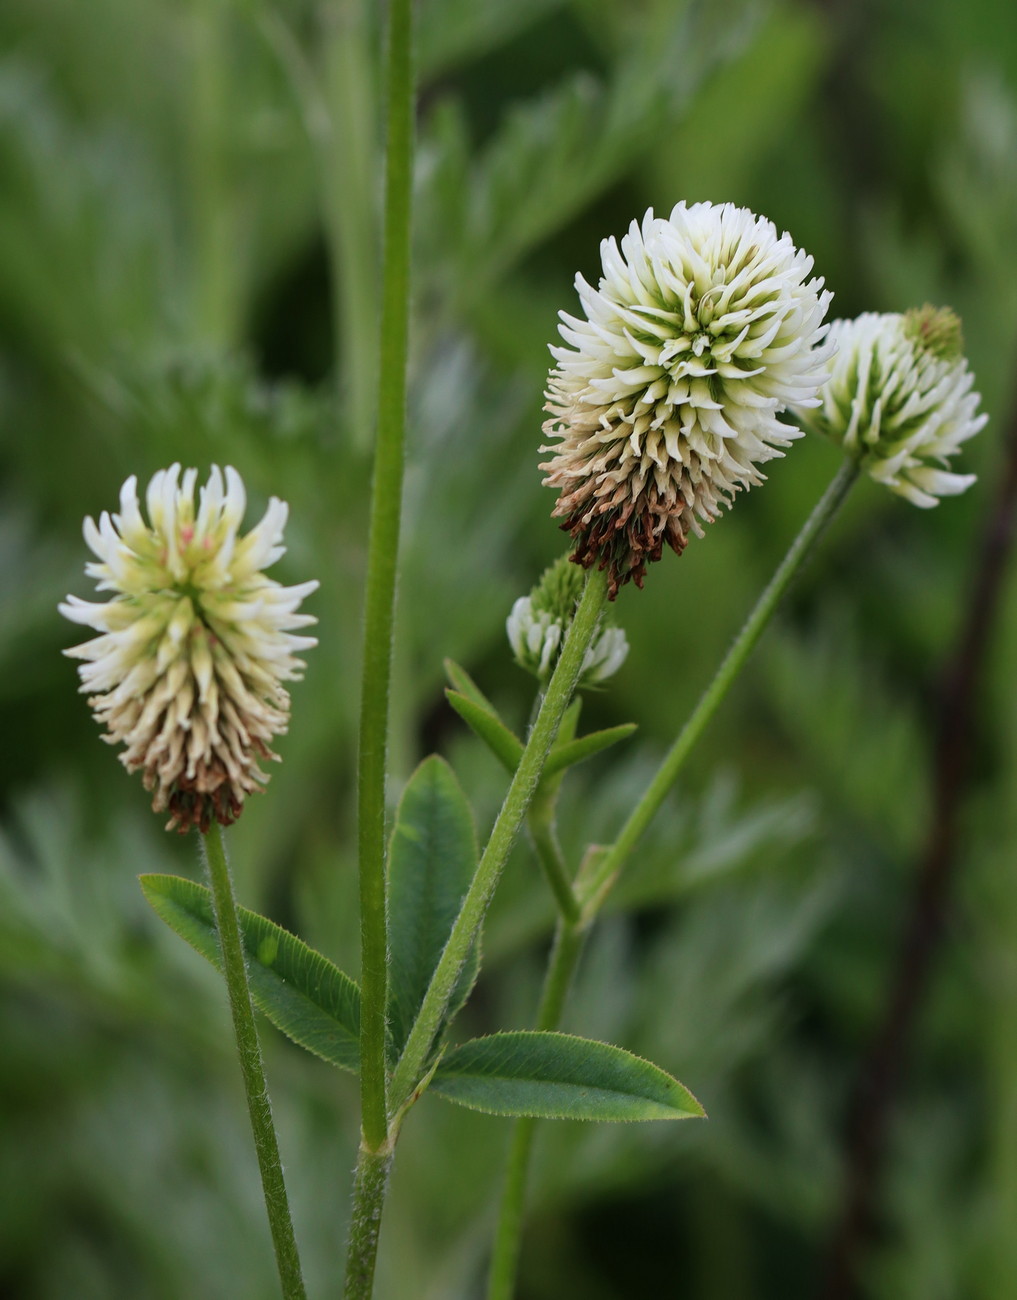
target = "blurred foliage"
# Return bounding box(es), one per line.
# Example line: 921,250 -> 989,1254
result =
2,0 -> 1017,1297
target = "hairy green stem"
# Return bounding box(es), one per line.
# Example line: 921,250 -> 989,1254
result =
486,460 -> 858,1299
487,917 -> 586,1300
582,459 -> 859,906
526,784 -> 581,925
343,1142 -> 395,1300
201,825 -> 306,1300
390,570 -> 610,1112
354,0 -> 415,1154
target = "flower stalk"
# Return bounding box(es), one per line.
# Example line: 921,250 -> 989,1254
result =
583,458 -> 859,905
202,824 -> 306,1299
487,460 -> 860,1299
486,909 -> 587,1300
389,568 -> 610,1113
526,780 -> 582,926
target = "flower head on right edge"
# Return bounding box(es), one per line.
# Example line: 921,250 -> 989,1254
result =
794,306 -> 988,506
507,555 -> 628,688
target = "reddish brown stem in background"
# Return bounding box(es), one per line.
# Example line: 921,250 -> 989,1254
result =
819,406 -> 1017,1299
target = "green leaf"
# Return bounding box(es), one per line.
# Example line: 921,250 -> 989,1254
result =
543,722 -> 638,780
140,874 -> 361,1072
446,689 -> 524,773
431,1031 -> 705,1121
443,658 -> 500,715
387,757 -> 480,1056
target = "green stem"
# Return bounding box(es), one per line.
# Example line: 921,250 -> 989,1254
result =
582,459 -> 859,908
526,785 -> 581,925
487,918 -> 586,1300
485,461 -> 858,1300
343,1142 -> 395,1300
355,0 -> 415,1154
389,569 -> 610,1112
201,825 -> 306,1300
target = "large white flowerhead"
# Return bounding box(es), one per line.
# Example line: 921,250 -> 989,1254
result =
794,307 -> 987,506
507,555 -> 628,687
59,465 -> 318,833
541,201 -> 833,597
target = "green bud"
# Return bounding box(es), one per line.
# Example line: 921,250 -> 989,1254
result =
903,305 -> 964,363
529,554 -> 586,623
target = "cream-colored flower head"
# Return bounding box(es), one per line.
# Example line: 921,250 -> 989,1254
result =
541,201 -> 833,597
59,465 -> 318,832
507,555 -> 628,686
795,307 -> 987,506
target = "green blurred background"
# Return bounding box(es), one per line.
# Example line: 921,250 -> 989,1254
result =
2,1 -> 1017,1296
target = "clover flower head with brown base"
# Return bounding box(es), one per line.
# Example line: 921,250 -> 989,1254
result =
794,306 -> 987,506
59,465 -> 318,832
540,201 -> 834,597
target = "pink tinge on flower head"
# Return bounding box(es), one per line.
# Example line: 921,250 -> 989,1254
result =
540,201 -> 833,596
59,465 -> 318,832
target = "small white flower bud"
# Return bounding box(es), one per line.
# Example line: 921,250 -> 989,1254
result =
507,556 -> 628,687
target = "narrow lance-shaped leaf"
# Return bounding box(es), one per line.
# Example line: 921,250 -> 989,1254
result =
446,689 -> 524,773
140,874 -> 361,1072
431,1030 -> 705,1122
387,757 -> 480,1056
444,657 -> 502,716
543,722 -> 638,781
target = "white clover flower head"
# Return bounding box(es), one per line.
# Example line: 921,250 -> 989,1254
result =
541,201 -> 833,597
796,307 -> 987,506
59,465 -> 318,833
506,555 -> 628,687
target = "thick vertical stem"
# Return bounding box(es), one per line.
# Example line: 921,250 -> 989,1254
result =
355,0 -> 415,1154
202,825 -> 306,1299
343,1143 -> 395,1300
